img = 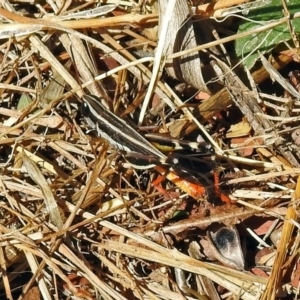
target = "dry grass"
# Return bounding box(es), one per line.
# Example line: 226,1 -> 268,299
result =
0,1 -> 299,299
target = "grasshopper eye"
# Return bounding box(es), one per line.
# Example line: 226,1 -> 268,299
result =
81,101 -> 90,117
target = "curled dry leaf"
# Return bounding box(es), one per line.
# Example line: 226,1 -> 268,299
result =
270,229 -> 282,248
157,0 -> 208,92
260,54 -> 300,100
22,150 -> 64,229
255,248 -> 276,267
206,226 -> 245,270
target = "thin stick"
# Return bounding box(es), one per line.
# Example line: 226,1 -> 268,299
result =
138,0 -> 177,126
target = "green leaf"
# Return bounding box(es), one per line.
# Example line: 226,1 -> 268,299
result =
235,0 -> 300,69
171,210 -> 189,220
17,93 -> 32,110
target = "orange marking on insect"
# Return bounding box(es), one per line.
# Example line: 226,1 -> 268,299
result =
213,169 -> 221,195
154,165 -> 207,200
154,165 -> 231,203
220,193 -> 231,203
213,168 -> 231,203
152,175 -> 173,198
152,174 -> 165,187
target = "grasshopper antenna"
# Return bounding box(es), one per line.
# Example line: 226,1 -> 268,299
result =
66,37 -> 109,102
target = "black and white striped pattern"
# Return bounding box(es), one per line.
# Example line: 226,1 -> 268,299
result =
81,95 -> 213,169
81,95 -> 167,169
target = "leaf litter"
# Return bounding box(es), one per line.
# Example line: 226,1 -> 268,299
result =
0,0 -> 299,299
